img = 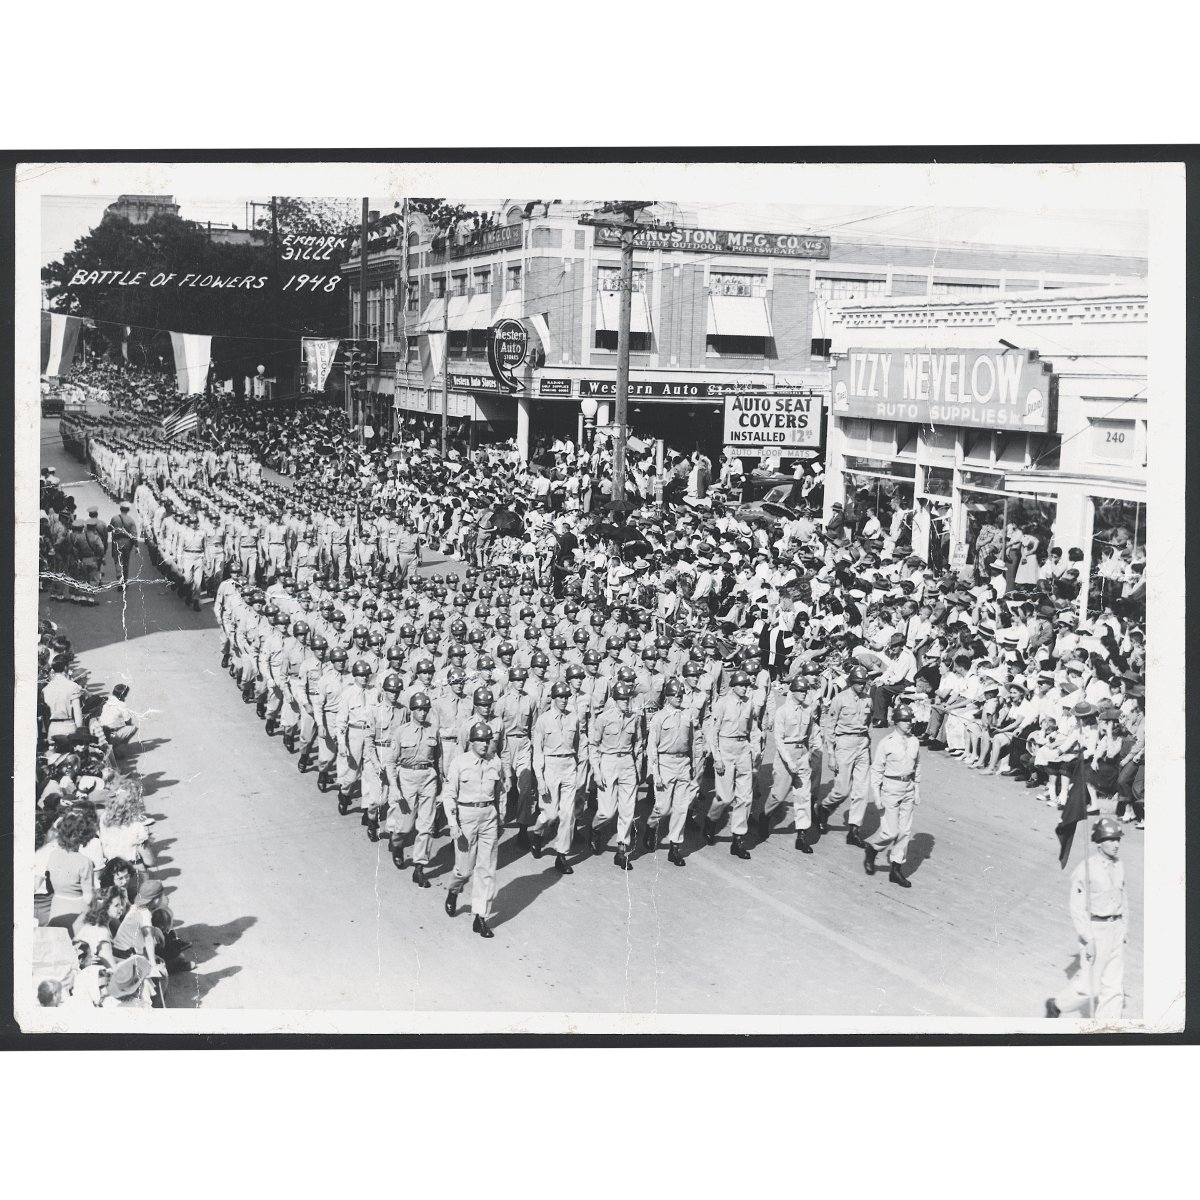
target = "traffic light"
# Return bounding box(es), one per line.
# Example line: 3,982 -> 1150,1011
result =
345,342 -> 366,389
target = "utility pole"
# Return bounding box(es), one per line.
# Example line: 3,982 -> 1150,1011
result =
359,196 -> 369,447
269,196 -> 281,393
578,202 -> 674,504
440,217 -> 452,458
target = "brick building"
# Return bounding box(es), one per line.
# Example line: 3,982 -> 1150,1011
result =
343,201 -> 1146,464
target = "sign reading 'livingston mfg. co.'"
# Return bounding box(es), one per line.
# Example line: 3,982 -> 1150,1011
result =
594,225 -> 830,259
830,347 -> 1056,432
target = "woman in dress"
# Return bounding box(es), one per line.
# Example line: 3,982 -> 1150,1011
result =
73,886 -> 128,969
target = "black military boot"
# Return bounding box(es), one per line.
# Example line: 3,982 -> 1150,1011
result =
241,679 -> 256,703
264,715 -> 278,737
316,765 -> 333,792
846,824 -> 865,849
336,789 -> 352,815
255,695 -> 268,720
889,863 -> 911,888
444,889 -> 458,917
667,843 -> 686,867
613,844 -> 633,871
816,805 -> 831,835
863,845 -> 878,875
643,823 -> 659,853
282,729 -> 297,754
703,817 -> 718,845
363,808 -> 380,841
412,865 -> 430,889
729,835 -> 751,860
528,829 -> 543,859
795,829 -> 813,855
554,853 -> 573,875
472,915 -> 494,938
390,837 -> 406,869
588,825 -> 606,855
220,647 -> 231,668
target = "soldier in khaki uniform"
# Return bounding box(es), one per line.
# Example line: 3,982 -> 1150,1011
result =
863,704 -> 921,887
644,678 -> 696,866
704,669 -> 759,860
443,722 -> 505,939
759,675 -> 819,853
587,681 -> 642,870
529,681 -> 581,874
333,659 -> 374,811
385,692 -> 443,885
817,663 -> 874,848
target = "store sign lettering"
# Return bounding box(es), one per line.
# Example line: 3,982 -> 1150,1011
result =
722,392 -> 821,451
594,225 -> 830,259
831,347 -> 1055,432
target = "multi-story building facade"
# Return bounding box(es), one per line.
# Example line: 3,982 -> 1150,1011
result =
826,286 -> 1148,614
103,194 -> 181,225
343,201 -> 1146,464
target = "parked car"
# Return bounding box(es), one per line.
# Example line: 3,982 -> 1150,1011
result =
733,481 -> 809,527
41,392 -> 64,417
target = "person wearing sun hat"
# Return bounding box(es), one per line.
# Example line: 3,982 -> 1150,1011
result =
101,954 -> 154,1009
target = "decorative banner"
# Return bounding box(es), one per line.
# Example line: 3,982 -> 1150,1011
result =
302,337 -> 340,392
830,346 -> 1056,431
420,331 -> 446,388
487,319 -> 528,392
40,312 -> 84,377
595,225 -> 831,259
169,331 -> 212,395
722,392 -> 822,452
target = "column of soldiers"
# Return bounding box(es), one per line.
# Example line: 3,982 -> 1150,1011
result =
212,549 -> 927,937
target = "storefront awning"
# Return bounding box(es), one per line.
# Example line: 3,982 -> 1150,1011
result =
461,292 -> 494,331
595,288 -> 651,333
491,289 -> 524,322
707,294 -> 773,339
413,297 -> 446,335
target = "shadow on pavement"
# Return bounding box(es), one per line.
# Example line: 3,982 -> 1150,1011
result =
178,915 -> 259,967
492,868 -> 564,927
137,772 -> 179,797
172,964 -> 243,1006
906,832 -> 936,875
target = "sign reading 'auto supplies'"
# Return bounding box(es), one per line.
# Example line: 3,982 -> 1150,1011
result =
722,392 -> 821,451
830,347 -> 1055,431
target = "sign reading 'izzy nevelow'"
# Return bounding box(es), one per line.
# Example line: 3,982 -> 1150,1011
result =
830,347 -> 1056,431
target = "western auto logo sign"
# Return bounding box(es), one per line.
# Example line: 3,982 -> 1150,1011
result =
487,319 -> 528,392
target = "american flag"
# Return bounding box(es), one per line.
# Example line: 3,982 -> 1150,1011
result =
162,400 -> 199,440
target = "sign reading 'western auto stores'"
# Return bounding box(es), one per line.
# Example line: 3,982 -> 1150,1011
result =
594,226 -> 830,259
831,347 -> 1056,432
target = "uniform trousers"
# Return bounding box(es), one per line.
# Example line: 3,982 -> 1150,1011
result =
394,553 -> 417,583
826,734 -> 871,826
387,765 -> 439,863
112,543 -> 134,581
593,752 -> 638,846
329,545 -> 349,581
532,755 -> 579,854
179,551 -> 204,596
315,721 -> 339,772
449,803 -> 500,921
761,746 -> 813,830
649,754 -> 696,846
237,546 -> 258,578
866,779 -> 915,863
278,676 -> 302,731
1053,920 -> 1126,1019
338,728 -> 369,788
265,547 -> 287,578
502,737 -> 537,825
708,741 -> 754,836
350,546 -> 373,577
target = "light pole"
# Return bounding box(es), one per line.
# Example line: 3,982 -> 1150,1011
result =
580,396 -> 598,451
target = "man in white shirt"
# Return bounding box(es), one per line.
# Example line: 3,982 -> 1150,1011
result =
871,632 -> 917,725
99,683 -> 139,754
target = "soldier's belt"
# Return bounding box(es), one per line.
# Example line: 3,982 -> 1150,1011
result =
883,773 -> 915,782
1090,914 -> 1123,922
455,800 -> 496,808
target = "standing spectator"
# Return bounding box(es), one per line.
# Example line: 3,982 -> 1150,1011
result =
45,807 -> 97,930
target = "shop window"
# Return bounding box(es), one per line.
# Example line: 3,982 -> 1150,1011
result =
594,330 -> 651,353
406,283 -> 420,312
448,331 -> 470,359
963,430 -> 994,463
432,275 -> 446,298
995,433 -> 1027,470
706,334 -> 771,358
1088,497 -> 1147,618
811,337 -> 832,357
452,274 -> 468,297
922,465 -> 954,499
468,329 -> 488,356
961,488 -> 1057,569
922,425 -> 957,461
896,423 -> 919,457
710,272 -> 767,298
1088,418 -> 1136,466
842,418 -> 872,452
597,265 -> 650,292
814,276 -> 888,301
842,468 -> 916,545
474,269 -> 491,294
1028,433 -> 1061,471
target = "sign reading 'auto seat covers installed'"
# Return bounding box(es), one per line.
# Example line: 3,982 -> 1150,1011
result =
722,392 -> 821,451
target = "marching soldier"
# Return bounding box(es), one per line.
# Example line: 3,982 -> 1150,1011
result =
863,704 -> 921,888
496,666 -> 538,846
529,680 -> 581,874
758,675 -> 818,854
587,681 -> 642,870
108,500 -> 138,584
704,669 -> 759,860
384,692 -> 443,885
333,659 -> 375,812
644,678 -> 696,866
817,663 -> 874,848
443,721 -> 505,939
315,647 -> 350,792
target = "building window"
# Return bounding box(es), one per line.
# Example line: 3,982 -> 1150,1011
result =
406,282 -> 419,312
448,331 -> 470,359
811,337 -> 832,357
452,273 -> 468,297
468,329 -> 488,356
921,465 -> 954,499
841,460 -> 917,538
814,276 -> 888,302
597,265 -> 650,292
506,264 -> 522,292
1028,433 -> 1061,471
1088,498 -> 1146,617
706,334 -> 770,359
432,275 -> 446,298
474,269 -> 491,294
709,272 -> 767,298
594,330 -> 651,353
930,281 -> 1001,296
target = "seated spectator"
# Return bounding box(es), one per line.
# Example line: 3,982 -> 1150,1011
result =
98,779 -> 157,869
99,683 -> 138,756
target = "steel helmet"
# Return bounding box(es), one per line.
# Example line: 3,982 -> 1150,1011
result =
605,636 -> 623,651
369,630 -> 385,648
477,654 -> 496,672
450,619 -> 467,639
590,612 -> 605,629
519,584 -> 534,598
472,687 -> 494,707
894,705 -> 916,723
329,646 -> 349,664
1091,817 -> 1123,843
789,677 -> 809,693
409,692 -> 432,711
447,643 -> 467,659
452,594 -> 468,608
381,672 -> 403,694
310,635 -> 329,655
509,666 -> 529,681
292,620 -> 310,639
701,633 -> 719,650
564,602 -> 579,617
583,649 -> 602,666
689,647 -> 707,664
351,659 -> 372,679
531,652 -> 550,669
422,629 -> 439,646
663,679 -> 685,697
573,629 -> 590,645
272,611 -> 290,626
682,661 -> 703,678
494,613 -> 511,628
468,721 -> 493,743
498,641 -> 516,658
404,596 -> 420,611
448,666 -> 468,685
376,608 -> 395,624
263,604 -> 279,620
617,666 -> 637,684
550,681 -> 572,700
612,682 -> 635,701
847,665 -> 870,684
468,629 -> 487,646
399,623 -> 416,639
360,597 -> 377,612
549,635 -> 568,650
730,670 -> 752,688
386,645 -> 404,665
415,658 -> 435,675
565,664 -> 586,681
641,647 -> 657,662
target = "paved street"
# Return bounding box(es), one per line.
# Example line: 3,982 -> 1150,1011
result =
39,418 -> 1143,1019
